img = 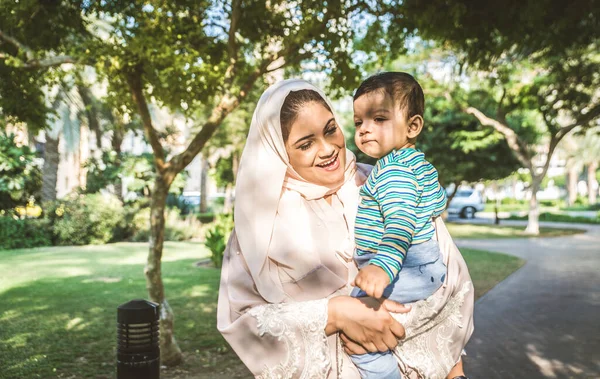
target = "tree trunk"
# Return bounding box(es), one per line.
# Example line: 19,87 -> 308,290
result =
199,157 -> 209,213
567,166 -> 579,206
492,181 -> 500,225
112,127 -> 125,202
445,181 -> 459,208
145,175 -> 183,366
525,178 -> 541,235
588,162 -> 598,205
232,152 -> 239,182
223,183 -> 233,213
41,134 -> 60,203
77,84 -> 103,151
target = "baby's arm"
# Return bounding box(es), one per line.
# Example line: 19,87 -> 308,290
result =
431,167 -> 447,218
353,264 -> 390,298
356,161 -> 419,298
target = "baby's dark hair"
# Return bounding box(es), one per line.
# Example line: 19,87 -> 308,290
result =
280,89 -> 332,142
353,72 -> 424,119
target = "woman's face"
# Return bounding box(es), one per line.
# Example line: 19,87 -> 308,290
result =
284,101 -> 347,187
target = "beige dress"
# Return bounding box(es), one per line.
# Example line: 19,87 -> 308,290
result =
218,189 -> 474,379
217,79 -> 474,379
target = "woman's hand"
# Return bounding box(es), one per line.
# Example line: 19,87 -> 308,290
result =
326,296 -> 410,354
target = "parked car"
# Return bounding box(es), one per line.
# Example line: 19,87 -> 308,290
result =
447,188 -> 485,219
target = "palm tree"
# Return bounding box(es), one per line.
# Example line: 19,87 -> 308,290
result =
579,128 -> 600,205
561,127 -> 600,206
560,135 -> 582,207
41,84 -> 83,203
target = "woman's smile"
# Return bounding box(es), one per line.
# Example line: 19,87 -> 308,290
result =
316,152 -> 340,171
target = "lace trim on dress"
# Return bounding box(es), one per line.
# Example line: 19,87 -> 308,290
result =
249,299 -> 331,379
393,281 -> 472,379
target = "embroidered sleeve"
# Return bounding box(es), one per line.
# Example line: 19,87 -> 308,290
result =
248,298 -> 331,379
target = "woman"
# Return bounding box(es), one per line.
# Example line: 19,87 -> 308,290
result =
217,79 -> 474,378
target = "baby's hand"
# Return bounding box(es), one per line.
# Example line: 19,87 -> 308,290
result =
352,265 -> 391,299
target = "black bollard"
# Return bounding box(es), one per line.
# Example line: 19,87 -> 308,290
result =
117,299 -> 160,379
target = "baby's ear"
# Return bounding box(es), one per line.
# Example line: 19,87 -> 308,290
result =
407,115 -> 424,139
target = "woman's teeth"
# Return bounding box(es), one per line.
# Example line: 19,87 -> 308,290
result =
317,153 -> 339,169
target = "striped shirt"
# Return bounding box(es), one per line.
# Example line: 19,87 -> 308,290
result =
355,148 -> 447,282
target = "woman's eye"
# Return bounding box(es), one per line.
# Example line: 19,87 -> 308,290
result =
299,142 -> 312,151
325,126 -> 337,135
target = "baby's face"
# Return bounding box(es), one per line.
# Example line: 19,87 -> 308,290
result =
353,90 -> 410,159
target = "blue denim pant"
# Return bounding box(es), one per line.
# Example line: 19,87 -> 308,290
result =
350,239 -> 447,378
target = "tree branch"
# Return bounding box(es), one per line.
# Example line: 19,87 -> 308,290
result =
465,106 -> 533,171
204,22 -> 229,34
496,87 -> 507,119
265,50 -> 313,73
19,55 -> 77,68
555,102 -> 600,141
0,28 -> 77,68
125,65 -> 167,171
0,29 -> 34,60
227,0 -> 241,60
169,60 -> 269,175
223,0 -> 242,90
266,59 -> 286,73
533,101 -> 600,180
169,26 -> 317,173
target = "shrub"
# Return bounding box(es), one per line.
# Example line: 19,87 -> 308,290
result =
539,199 -> 559,207
130,207 -> 204,242
196,212 -> 216,224
0,132 -> 42,211
508,212 -> 600,224
204,213 -> 234,268
500,198 -> 527,205
49,193 -> 125,245
166,193 -> 194,215
0,216 -> 53,250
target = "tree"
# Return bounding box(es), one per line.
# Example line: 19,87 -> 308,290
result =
2,1 -> 402,364
422,86 -> 521,190
561,128 -> 600,205
388,1 -> 600,234
77,72 -> 139,202
577,128 -> 600,205
455,56 -> 600,234
41,79 -> 86,203
398,0 -> 599,66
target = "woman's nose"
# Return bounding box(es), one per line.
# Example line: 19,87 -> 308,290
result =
318,140 -> 336,159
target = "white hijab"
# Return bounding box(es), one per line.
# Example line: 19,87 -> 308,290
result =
233,79 -> 361,303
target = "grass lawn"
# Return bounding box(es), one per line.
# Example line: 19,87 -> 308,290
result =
507,212 -> 600,225
461,249 -> 524,299
482,203 -> 557,213
560,204 -> 600,212
1,242 -> 523,378
446,222 -> 585,239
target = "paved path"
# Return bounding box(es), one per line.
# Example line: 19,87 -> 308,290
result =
454,221 -> 600,378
